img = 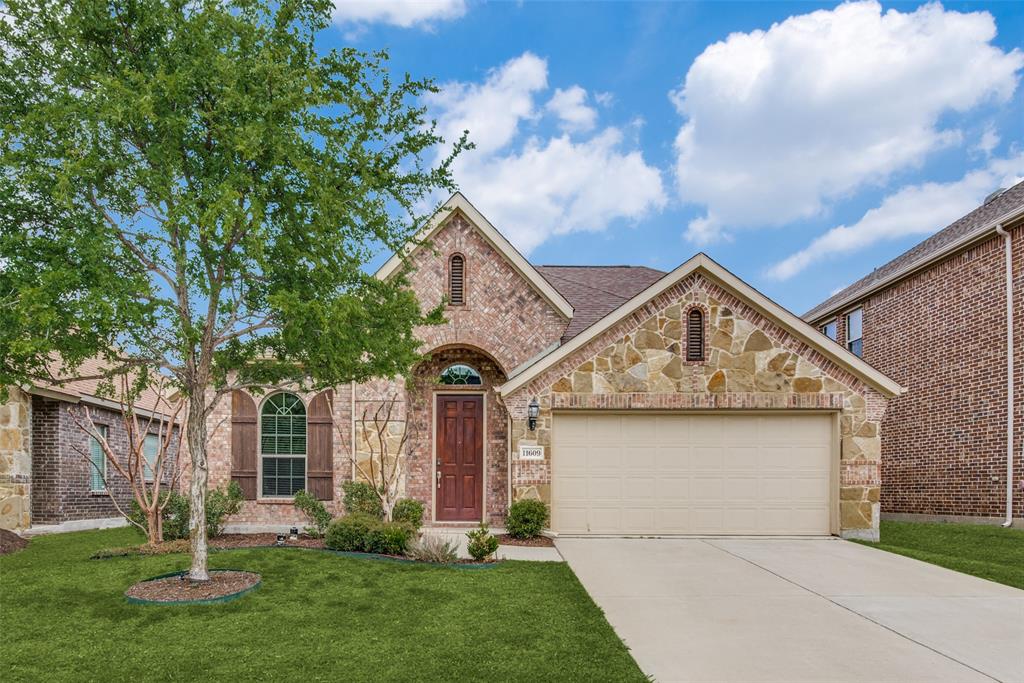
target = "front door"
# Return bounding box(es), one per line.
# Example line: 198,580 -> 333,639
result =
436,394 -> 483,521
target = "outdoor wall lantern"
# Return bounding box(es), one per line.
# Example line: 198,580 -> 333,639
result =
528,398 -> 540,431
289,527 -> 299,540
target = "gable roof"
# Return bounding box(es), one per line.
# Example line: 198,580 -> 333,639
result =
805,180 -> 1024,322
534,265 -> 666,343
499,253 -> 904,399
29,356 -> 177,419
375,193 -> 573,320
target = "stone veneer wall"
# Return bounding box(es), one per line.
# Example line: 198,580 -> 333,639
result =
504,273 -> 890,540
0,388 -> 32,531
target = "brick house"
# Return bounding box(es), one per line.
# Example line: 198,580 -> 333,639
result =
805,182 -> 1024,526
0,358 -> 181,532
209,193 -> 901,541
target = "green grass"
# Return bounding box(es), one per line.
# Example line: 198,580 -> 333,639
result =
854,520 -> 1024,590
0,528 -> 644,682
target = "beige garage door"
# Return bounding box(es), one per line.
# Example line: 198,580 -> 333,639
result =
551,412 -> 834,535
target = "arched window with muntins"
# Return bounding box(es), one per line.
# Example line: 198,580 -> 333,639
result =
439,364 -> 481,385
686,309 -> 705,361
260,392 -> 306,497
449,254 -> 465,305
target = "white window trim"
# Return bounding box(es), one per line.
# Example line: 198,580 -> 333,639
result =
89,425 -> 108,493
820,319 -> 838,342
257,392 -> 308,500
845,308 -> 864,355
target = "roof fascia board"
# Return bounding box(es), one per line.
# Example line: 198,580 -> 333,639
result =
806,205 -> 1024,324
499,254 -> 904,398
374,193 -> 574,320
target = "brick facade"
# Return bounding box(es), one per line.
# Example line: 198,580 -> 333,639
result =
810,225 -> 1023,520
29,397 -> 181,525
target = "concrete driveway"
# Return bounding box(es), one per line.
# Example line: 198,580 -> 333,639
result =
557,538 -> 1024,683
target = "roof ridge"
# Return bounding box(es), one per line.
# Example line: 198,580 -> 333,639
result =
535,264 -> 663,270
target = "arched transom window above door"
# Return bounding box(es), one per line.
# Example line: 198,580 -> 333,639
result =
439,363 -> 482,385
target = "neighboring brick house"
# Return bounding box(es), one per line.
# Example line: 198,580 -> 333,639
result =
210,193 -> 901,540
0,358 -> 180,533
805,182 -> 1024,526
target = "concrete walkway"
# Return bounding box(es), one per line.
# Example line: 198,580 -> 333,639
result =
557,537 -> 1024,683
420,528 -> 564,561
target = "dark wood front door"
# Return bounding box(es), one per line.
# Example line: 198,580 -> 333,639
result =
436,394 -> 483,521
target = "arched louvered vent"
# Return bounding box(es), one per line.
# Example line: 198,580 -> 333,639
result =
449,254 -> 465,305
686,309 -> 705,361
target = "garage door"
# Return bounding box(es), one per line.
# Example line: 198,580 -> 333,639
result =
551,413 -> 834,535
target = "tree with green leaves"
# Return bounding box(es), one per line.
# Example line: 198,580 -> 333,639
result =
0,0 -> 463,580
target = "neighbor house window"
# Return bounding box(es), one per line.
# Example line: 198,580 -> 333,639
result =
260,393 -> 306,497
439,364 -> 482,385
686,308 -> 705,361
449,253 -> 465,305
143,433 -> 159,481
846,308 -> 863,357
821,320 -> 837,341
89,425 -> 108,492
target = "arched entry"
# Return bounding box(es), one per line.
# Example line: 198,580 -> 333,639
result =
407,347 -> 509,524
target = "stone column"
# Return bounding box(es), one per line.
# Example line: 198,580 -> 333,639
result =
0,387 -> 33,531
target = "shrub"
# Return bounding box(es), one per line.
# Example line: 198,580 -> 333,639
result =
342,481 -> 383,518
392,498 -> 424,530
505,499 -> 550,539
325,513 -> 378,552
368,521 -> 415,555
293,489 -> 332,538
466,523 -> 499,561
408,534 -> 459,563
125,482 -> 241,541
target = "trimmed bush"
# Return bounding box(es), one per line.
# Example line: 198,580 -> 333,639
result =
325,513 -> 378,552
392,498 -> 424,530
368,521 -> 415,555
342,481 -> 383,518
293,489 -> 332,538
505,499 -> 549,539
408,534 -> 459,563
126,481 -> 242,541
466,523 -> 499,561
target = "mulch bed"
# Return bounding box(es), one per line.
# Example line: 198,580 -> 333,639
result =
0,528 -> 29,555
497,534 -> 555,547
125,570 -> 261,604
212,533 -> 325,549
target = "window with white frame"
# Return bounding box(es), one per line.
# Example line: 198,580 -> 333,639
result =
260,393 -> 306,497
846,308 -> 863,357
821,320 -> 837,341
143,433 -> 159,481
89,425 -> 108,492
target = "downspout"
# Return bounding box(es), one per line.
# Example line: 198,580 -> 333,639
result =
995,225 -> 1015,528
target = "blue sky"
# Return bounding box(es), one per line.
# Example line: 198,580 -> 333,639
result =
327,1 -> 1023,315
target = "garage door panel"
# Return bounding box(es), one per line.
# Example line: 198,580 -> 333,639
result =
552,412 -> 833,536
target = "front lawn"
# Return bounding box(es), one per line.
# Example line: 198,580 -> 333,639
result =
855,520 -> 1024,590
0,528 -> 644,682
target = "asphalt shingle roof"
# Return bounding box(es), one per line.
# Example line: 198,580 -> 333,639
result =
804,180 -> 1024,321
534,265 -> 667,343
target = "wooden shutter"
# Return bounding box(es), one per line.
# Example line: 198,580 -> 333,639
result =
686,309 -> 704,361
449,254 -> 465,305
306,390 -> 334,500
231,390 -> 258,500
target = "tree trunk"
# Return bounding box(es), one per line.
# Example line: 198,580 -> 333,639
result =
187,391 -> 210,581
147,507 -> 162,546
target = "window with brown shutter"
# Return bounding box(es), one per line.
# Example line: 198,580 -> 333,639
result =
686,308 -> 705,361
449,253 -> 465,305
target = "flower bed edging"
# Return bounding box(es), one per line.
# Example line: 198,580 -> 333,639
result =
125,569 -> 261,606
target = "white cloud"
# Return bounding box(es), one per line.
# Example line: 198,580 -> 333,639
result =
972,123 -> 1001,158
546,86 -> 598,133
766,153 -> 1024,280
671,0 -> 1024,243
332,0 -> 466,30
428,54 -> 666,253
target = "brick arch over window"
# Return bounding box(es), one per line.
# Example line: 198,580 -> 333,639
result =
448,253 -> 466,305
684,304 -> 708,362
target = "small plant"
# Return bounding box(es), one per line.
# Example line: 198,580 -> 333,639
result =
342,481 -> 384,518
505,499 -> 550,539
368,521 -> 415,555
392,498 -> 425,530
408,534 -> 459,563
293,489 -> 332,538
206,481 -> 244,537
466,523 -> 499,561
325,513 -> 378,552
